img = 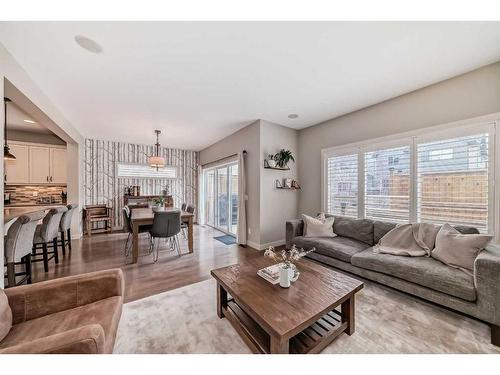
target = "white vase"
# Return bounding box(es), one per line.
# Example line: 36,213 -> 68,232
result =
279,265 -> 299,288
268,159 -> 276,168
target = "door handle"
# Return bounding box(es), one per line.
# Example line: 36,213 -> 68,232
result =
46,176 -> 49,182
50,176 -> 53,182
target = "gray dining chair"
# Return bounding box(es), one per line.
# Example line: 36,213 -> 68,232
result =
32,207 -> 68,272
123,205 -> 152,257
59,203 -> 78,254
181,202 -> 187,211
4,211 -> 45,287
181,204 -> 195,238
149,210 -> 182,262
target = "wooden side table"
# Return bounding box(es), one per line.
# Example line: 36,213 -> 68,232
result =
83,204 -> 112,236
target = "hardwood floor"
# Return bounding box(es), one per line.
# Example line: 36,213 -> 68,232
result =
29,225 -> 262,303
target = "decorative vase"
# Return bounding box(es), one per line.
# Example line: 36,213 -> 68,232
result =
268,159 -> 277,168
279,265 -> 299,288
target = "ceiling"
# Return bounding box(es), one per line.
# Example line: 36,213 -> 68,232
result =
5,100 -> 54,134
1,22 -> 500,150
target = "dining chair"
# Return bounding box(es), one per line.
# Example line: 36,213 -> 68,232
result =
122,205 -> 152,257
181,204 -> 195,238
59,204 -> 78,255
4,211 -> 45,287
32,207 -> 68,272
181,202 -> 187,211
149,210 -> 181,262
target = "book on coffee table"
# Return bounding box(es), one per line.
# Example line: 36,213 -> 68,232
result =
257,263 -> 283,285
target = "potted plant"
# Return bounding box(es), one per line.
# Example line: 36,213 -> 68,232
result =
264,245 -> 315,288
153,196 -> 166,208
267,154 -> 276,168
273,149 -> 295,169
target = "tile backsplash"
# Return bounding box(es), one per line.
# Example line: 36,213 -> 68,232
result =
5,185 -> 67,205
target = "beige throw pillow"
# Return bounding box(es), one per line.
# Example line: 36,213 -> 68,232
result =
431,223 -> 492,274
302,214 -> 336,238
0,289 -> 12,341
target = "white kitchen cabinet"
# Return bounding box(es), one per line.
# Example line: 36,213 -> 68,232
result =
29,146 -> 51,183
50,148 -> 67,183
5,144 -> 30,184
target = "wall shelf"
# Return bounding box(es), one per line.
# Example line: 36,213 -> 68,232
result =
264,165 -> 290,171
276,187 -> 301,191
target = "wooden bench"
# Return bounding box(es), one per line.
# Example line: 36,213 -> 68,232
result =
83,204 -> 112,236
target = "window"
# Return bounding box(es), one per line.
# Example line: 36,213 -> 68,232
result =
364,146 -> 410,223
117,163 -> 177,179
417,133 -> 489,232
323,123 -> 494,234
326,154 -> 358,217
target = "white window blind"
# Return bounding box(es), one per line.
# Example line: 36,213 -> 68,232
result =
117,163 -> 177,179
326,154 -> 358,217
364,145 -> 411,223
417,133 -> 489,232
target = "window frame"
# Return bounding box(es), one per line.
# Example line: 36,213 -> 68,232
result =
322,121 -> 497,237
116,162 -> 178,179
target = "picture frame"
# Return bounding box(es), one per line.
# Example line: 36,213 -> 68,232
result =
275,179 -> 283,188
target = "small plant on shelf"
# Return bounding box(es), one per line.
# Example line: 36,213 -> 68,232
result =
153,196 -> 166,207
273,149 -> 295,168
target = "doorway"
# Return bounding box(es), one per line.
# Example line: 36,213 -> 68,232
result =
203,162 -> 238,236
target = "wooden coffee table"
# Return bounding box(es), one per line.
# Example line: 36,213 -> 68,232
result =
211,257 -> 364,354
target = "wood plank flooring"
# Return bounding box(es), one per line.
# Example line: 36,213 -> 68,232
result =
29,225 -> 262,303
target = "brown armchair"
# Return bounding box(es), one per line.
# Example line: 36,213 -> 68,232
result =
0,269 -> 124,354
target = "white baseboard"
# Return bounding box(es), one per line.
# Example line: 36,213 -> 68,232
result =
247,239 -> 286,251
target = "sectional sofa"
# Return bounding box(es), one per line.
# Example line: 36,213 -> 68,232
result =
286,215 -> 500,346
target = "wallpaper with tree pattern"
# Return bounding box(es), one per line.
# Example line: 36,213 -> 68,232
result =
84,138 -> 198,230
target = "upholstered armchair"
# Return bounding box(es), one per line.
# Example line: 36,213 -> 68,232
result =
0,269 -> 124,354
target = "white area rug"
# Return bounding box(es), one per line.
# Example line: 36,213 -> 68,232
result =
114,278 -> 500,354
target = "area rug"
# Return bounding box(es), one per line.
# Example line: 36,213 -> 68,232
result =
114,278 -> 500,354
213,235 -> 236,245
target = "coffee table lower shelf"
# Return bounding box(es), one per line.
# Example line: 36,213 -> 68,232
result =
223,299 -> 348,354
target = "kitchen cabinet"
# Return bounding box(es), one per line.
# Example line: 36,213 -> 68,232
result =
5,144 -> 30,184
29,146 -> 51,183
4,142 -> 67,185
50,148 -> 67,183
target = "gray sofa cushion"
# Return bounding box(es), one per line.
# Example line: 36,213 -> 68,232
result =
329,216 -> 374,246
292,236 -> 370,263
351,249 -> 476,301
373,221 -> 397,244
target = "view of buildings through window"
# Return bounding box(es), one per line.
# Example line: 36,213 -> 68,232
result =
326,132 -> 490,232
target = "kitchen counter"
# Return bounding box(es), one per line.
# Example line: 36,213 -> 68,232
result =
4,203 -> 64,208
4,205 -> 64,224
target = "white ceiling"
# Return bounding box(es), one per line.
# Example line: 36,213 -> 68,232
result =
1,22 -> 500,150
5,100 -> 53,134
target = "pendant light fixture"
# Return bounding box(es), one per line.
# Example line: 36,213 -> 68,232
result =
148,130 -> 166,170
4,97 -> 16,160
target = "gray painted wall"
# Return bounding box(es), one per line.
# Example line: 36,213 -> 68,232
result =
259,120 -> 298,246
199,121 -> 261,246
8,129 -> 66,145
298,61 -> 500,216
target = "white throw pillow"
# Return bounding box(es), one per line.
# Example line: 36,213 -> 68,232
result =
302,214 -> 336,238
431,223 -> 492,274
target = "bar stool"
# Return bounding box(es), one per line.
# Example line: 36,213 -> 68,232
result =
59,204 -> 78,255
32,207 -> 68,272
4,211 -> 45,287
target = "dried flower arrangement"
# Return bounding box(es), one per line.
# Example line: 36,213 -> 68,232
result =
264,244 -> 315,269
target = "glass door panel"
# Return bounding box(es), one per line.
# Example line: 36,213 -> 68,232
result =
229,164 -> 239,235
204,169 -> 215,226
216,167 -> 228,231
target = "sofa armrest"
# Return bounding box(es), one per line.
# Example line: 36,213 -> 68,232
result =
5,269 -> 124,324
286,219 -> 304,249
474,245 -> 500,326
0,325 -> 106,354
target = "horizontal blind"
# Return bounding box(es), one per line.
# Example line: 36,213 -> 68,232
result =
417,133 -> 489,232
364,146 -> 410,222
117,163 -> 177,179
326,154 -> 358,217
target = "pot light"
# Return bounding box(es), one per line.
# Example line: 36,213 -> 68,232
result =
23,119 -> 36,124
288,114 -> 299,119
74,35 -> 103,54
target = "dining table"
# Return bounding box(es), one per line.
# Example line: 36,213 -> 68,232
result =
130,207 -> 194,263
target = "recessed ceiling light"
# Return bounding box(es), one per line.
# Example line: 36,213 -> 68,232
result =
74,35 -> 103,54
288,114 -> 299,119
23,119 -> 36,124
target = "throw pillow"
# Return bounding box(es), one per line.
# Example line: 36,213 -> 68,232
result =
0,289 -> 12,341
431,223 -> 492,274
302,214 -> 336,238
